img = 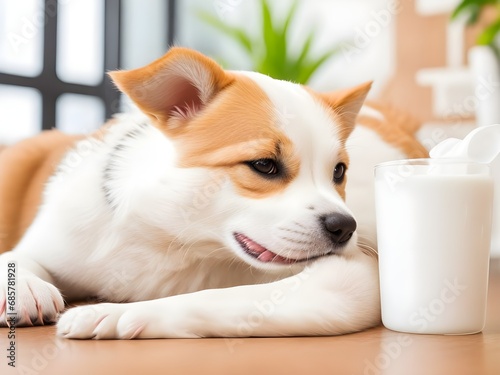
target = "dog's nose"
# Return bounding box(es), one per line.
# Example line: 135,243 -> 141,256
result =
321,213 -> 357,245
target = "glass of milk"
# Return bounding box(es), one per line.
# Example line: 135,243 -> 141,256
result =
375,159 -> 494,334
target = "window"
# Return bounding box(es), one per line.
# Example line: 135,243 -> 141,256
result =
0,0 -> 177,143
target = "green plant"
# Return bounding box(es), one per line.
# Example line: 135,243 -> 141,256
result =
451,0 -> 500,57
197,0 -> 341,84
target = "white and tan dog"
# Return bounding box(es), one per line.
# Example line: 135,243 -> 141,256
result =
0,48 -> 427,339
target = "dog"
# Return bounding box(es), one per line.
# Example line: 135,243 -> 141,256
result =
0,48 -> 427,339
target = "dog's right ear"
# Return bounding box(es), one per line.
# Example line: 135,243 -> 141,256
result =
318,81 -> 372,141
109,47 -> 234,129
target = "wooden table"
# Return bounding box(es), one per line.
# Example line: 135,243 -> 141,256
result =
2,260 -> 499,375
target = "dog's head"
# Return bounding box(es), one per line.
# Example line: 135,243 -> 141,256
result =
110,48 -> 371,271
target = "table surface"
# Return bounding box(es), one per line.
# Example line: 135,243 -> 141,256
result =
1,260 -> 499,375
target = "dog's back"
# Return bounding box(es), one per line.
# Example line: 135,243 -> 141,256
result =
0,131 -> 81,253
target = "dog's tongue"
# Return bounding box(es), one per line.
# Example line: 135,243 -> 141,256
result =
257,249 -> 290,263
242,236 -> 267,256
238,234 -> 291,263
258,250 -> 278,262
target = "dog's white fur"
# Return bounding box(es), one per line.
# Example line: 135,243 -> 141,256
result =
0,49 -> 412,339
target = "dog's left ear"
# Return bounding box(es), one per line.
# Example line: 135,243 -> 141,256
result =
109,47 -> 234,127
320,81 -> 372,139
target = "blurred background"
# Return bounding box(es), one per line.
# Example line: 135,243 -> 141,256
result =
0,0 -> 499,146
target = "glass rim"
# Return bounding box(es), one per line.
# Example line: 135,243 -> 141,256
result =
374,158 -> 490,170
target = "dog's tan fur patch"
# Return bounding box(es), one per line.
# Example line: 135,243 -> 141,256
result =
358,102 -> 429,159
171,74 -> 300,199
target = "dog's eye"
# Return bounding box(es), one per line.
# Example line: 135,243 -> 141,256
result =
249,159 -> 279,176
333,163 -> 346,184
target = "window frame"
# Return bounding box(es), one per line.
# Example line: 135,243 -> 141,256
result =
0,0 -> 178,131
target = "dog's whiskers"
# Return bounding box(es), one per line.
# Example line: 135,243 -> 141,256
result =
279,237 -> 314,246
276,226 -> 310,236
357,238 -> 378,258
292,221 -> 307,230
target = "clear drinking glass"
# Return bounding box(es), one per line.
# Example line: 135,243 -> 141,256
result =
375,159 -> 494,334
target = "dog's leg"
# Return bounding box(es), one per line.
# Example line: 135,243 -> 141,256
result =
0,212 -> 67,327
0,251 -> 65,326
57,251 -> 380,339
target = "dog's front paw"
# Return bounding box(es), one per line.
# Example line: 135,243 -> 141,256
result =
0,274 -> 65,326
57,303 -> 147,339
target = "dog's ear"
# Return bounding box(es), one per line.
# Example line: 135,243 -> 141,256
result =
320,81 -> 372,139
109,47 -> 234,127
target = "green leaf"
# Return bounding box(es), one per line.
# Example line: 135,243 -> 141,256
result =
197,11 -> 254,54
477,18 -> 500,45
289,29 -> 315,80
467,4 -> 481,24
451,0 -> 479,20
451,0 -> 498,23
296,31 -> 315,64
196,0 -> 342,84
260,0 -> 281,77
298,47 -> 341,84
282,0 -> 299,37
277,0 -> 299,79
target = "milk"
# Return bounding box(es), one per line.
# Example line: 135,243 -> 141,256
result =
375,160 -> 494,334
429,124 -> 500,257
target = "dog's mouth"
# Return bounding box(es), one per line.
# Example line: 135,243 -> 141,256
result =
234,233 -> 295,264
234,233 -> 330,265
